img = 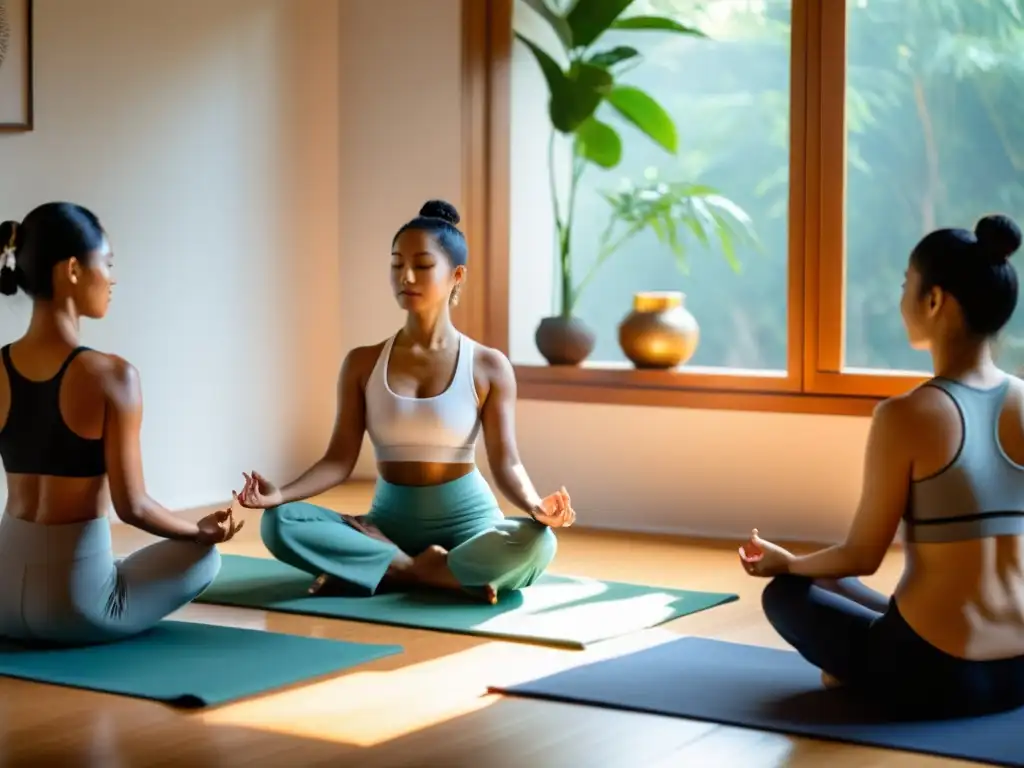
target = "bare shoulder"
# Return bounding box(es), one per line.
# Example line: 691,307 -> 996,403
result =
876,380 -> 959,433
873,384 -> 938,426
76,351 -> 142,405
341,341 -> 386,385
472,341 -> 514,383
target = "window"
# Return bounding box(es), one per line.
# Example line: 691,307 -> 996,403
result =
466,0 -> 1024,414
842,0 -> 1024,376
510,0 -> 792,372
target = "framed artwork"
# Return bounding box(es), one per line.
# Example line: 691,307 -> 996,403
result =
0,0 -> 32,131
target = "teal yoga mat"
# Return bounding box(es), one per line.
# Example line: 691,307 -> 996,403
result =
196,554 -> 738,649
0,620 -> 401,707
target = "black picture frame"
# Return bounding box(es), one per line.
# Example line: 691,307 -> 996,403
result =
0,0 -> 33,132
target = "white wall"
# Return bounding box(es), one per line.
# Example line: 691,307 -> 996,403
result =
338,0 -> 874,544
0,0 -> 342,511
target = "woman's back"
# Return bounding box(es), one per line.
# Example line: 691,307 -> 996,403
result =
897,373 -> 1024,659
0,201 -> 240,646
0,339 -> 109,525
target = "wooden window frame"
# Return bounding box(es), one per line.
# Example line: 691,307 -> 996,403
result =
460,0 -> 929,417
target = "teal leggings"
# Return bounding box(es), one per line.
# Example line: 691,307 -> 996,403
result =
260,470 -> 557,596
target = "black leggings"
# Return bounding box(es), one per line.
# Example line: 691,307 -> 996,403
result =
762,575 -> 1024,718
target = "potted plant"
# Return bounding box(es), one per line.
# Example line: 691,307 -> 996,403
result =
516,0 -> 707,365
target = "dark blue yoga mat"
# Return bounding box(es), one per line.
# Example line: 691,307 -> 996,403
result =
491,637 -> 1024,766
0,620 -> 401,707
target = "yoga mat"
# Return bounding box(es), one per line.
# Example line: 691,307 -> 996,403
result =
196,555 -> 738,649
0,620 -> 401,707
491,637 -> 1024,767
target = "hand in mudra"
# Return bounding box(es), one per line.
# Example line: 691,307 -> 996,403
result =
738,528 -> 794,577
196,507 -> 244,545
532,487 -> 575,528
235,470 -> 283,510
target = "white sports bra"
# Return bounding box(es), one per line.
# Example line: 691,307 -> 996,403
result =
364,334 -> 482,463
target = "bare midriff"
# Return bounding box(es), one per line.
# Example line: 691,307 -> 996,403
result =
4,473 -> 108,525
376,462 -> 476,487
895,535 -> 1024,660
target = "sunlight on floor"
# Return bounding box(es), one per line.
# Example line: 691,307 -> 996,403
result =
200,645 -> 509,747
667,726 -> 801,768
199,628 -> 685,748
476,589 -> 689,642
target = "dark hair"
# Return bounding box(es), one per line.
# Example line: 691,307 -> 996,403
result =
911,214 -> 1023,337
0,202 -> 105,299
392,200 -> 468,266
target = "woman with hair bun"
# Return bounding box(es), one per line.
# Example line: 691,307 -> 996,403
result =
740,214 -> 1024,717
236,200 -> 573,604
0,203 -> 241,646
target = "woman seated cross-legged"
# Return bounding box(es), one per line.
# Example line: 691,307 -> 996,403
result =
0,203 -> 242,646
235,200 -> 575,603
740,214 -> 1024,719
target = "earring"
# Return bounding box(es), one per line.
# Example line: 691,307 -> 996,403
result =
451,285 -> 461,306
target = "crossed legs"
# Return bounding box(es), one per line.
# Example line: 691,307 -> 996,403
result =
260,501 -> 557,601
760,574 -> 888,686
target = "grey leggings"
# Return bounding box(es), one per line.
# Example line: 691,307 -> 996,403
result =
0,515 -> 221,646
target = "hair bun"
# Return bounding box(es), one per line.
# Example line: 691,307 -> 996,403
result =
0,219 -> 19,246
419,200 -> 460,226
0,219 -> 19,297
975,214 -> 1022,262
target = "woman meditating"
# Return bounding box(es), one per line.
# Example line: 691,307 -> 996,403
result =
0,203 -> 242,646
740,214 -> 1024,718
236,200 -> 574,603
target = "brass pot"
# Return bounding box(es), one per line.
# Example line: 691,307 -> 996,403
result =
618,291 -> 699,369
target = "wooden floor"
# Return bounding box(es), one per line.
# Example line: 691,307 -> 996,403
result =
0,484 -> 982,768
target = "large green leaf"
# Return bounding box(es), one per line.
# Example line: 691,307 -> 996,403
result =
521,0 -> 574,50
574,116 -> 622,168
610,15 -> 707,37
566,0 -> 634,49
605,85 -> 678,153
516,33 -> 613,132
566,61 -> 614,121
515,33 -> 574,131
586,45 -> 639,68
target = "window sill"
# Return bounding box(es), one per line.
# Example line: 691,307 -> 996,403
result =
514,364 -> 881,417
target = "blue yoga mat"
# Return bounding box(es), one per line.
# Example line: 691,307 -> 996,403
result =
0,620 -> 401,707
491,637 -> 1024,766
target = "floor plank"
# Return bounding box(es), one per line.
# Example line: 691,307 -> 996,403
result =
0,483 -> 980,767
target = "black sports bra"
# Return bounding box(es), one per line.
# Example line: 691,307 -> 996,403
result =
0,345 -> 106,478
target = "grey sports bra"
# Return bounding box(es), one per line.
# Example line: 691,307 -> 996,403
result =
905,377 -> 1024,543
